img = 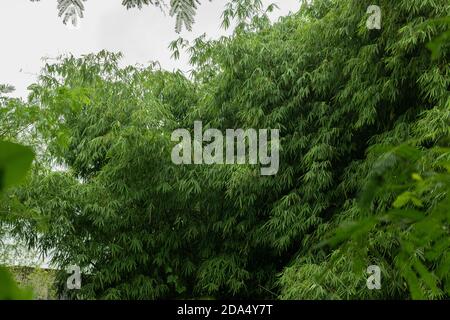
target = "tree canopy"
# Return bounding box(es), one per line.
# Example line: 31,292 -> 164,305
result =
1,0 -> 449,300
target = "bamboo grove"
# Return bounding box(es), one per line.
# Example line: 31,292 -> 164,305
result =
1,0 -> 449,299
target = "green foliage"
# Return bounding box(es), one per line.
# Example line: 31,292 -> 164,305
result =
321,142 -> 450,299
427,16 -> 450,59
316,38 -> 450,296
0,267 -> 33,300
0,86 -> 38,142
0,145 -> 35,300
10,267 -> 57,300
5,0 -> 450,300
0,142 -> 34,191
0,86 -> 36,300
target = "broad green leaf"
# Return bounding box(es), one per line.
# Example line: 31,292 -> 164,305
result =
0,141 -> 35,191
0,267 -> 33,300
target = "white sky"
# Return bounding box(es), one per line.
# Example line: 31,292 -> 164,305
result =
0,0 -> 300,99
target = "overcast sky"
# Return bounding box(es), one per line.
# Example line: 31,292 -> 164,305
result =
0,0 -> 300,99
